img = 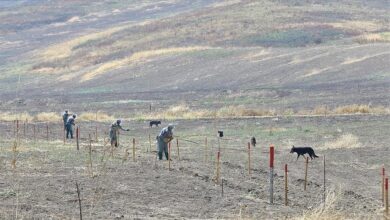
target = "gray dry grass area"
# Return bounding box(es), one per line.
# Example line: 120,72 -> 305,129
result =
0,115 -> 389,219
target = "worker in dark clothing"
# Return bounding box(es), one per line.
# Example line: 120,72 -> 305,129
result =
62,110 -> 70,129
66,114 -> 76,139
156,124 -> 174,160
109,119 -> 129,147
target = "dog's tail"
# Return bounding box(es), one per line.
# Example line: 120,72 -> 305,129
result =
313,153 -> 319,158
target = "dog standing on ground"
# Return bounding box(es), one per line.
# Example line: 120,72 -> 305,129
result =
149,120 -> 161,127
290,145 -> 319,160
250,137 -> 256,147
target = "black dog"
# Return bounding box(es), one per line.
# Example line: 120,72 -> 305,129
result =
250,137 -> 256,147
149,120 -> 161,127
290,145 -> 319,160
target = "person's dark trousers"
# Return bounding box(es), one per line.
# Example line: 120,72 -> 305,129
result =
66,125 -> 73,139
165,152 -> 169,160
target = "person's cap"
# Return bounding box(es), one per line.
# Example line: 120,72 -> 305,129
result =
167,124 -> 175,130
73,114 -> 77,118
117,119 -> 122,124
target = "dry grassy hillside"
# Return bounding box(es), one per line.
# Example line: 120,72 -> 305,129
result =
0,0 -> 389,115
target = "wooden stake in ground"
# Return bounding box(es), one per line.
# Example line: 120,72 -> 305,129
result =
13,120 -> 16,138
285,164 -> 288,206
116,129 -> 119,147
221,178 -> 224,197
16,120 -> 19,145
304,157 -> 309,191
88,134 -> 93,175
215,151 -> 221,184
76,126 -> 80,150
132,138 -> 136,162
176,138 -> 180,161
168,142 -> 171,170
16,120 -> 19,138
269,145 -> 274,204
386,177 -> 388,215
248,142 -> 251,176
383,166 -> 386,205
95,125 -> 98,142
75,182 -> 83,220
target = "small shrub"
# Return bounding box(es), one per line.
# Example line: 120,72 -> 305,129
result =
34,112 -> 60,122
0,112 -> 33,121
323,133 -> 362,149
78,112 -> 114,122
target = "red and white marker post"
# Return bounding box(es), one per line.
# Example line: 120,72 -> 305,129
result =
269,145 -> 274,204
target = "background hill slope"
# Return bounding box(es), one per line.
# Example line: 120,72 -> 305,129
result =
0,0 -> 389,115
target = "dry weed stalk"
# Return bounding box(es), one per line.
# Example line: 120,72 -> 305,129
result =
123,148 -> 129,163
294,188 -> 344,220
323,133 -> 362,149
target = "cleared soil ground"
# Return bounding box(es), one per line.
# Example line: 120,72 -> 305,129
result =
0,115 -> 388,219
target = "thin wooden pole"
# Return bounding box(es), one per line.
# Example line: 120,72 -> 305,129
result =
75,182 -> 83,220
269,145 -> 274,204
95,125 -> 98,142
76,126 -> 80,150
132,138 -> 136,162
116,129 -> 119,147
383,166 -> 386,205
216,151 -> 221,184
13,120 -> 16,138
168,142 -> 171,170
88,134 -> 92,174
221,178 -> 224,197
386,177 -> 388,215
304,157 -> 309,191
285,164 -> 288,206
176,138 -> 180,161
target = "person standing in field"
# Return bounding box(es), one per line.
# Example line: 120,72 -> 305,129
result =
66,114 -> 77,139
156,124 -> 174,160
109,119 -> 129,147
62,110 -> 70,129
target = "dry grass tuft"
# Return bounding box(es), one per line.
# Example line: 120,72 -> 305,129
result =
313,106 -> 331,115
0,112 -> 33,121
355,32 -> 390,44
140,104 -> 214,120
293,189 -> 345,220
78,112 -> 115,122
34,112 -> 61,122
0,111 -> 115,122
323,134 -> 362,149
216,106 -> 276,117
137,104 -> 277,120
333,104 -> 388,114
